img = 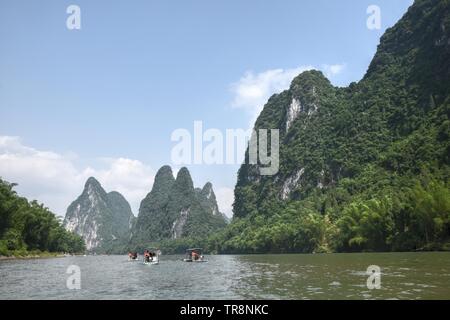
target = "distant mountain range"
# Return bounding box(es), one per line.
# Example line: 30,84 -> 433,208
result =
63,166 -> 227,253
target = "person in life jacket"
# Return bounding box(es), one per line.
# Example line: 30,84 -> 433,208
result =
144,250 -> 152,262
192,251 -> 200,261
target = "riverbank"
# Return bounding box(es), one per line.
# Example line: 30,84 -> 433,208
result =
0,251 -> 79,261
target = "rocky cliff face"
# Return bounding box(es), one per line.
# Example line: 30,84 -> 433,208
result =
132,166 -> 227,245
64,177 -> 134,252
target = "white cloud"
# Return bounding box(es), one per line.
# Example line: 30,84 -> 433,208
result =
0,136 -> 83,194
322,63 -> 346,78
215,187 -> 234,219
0,136 -> 235,220
84,158 -> 154,215
0,136 -> 154,216
230,66 -> 314,127
230,64 -> 346,128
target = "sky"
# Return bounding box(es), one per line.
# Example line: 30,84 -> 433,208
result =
0,0 -> 413,218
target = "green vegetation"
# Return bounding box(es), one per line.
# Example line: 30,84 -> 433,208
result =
207,176 -> 449,254
0,178 -> 85,257
205,0 -> 450,254
130,166 -> 227,251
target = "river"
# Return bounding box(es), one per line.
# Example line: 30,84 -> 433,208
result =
1,252 -> 449,299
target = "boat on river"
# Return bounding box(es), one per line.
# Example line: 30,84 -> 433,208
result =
143,248 -> 161,265
183,248 -> 208,263
127,251 -> 139,262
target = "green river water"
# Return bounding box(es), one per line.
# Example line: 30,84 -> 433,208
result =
0,252 -> 449,299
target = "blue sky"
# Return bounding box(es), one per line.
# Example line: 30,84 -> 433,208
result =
0,0 -> 413,217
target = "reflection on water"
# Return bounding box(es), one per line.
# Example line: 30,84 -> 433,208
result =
0,252 -> 449,300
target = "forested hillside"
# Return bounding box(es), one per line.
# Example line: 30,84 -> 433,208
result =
0,178 -> 85,256
208,0 -> 450,254
130,166 -> 227,252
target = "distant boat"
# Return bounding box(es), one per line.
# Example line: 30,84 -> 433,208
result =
143,248 -> 160,265
127,251 -> 138,261
183,248 -> 208,263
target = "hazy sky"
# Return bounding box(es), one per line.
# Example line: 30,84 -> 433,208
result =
0,0 -> 413,217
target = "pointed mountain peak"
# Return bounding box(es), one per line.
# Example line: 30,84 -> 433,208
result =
83,177 -> 105,195
201,182 -> 215,200
202,182 -> 213,191
290,69 -> 330,86
156,165 -> 173,177
80,177 -> 109,202
150,165 -> 175,192
85,176 -> 101,188
175,167 -> 194,190
154,165 -> 174,182
290,70 -> 333,98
